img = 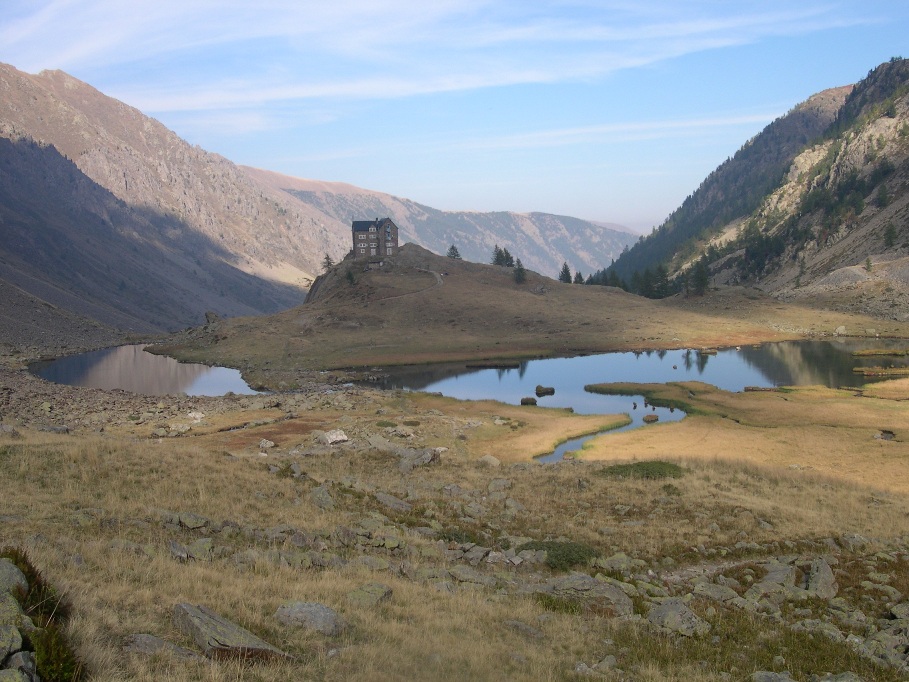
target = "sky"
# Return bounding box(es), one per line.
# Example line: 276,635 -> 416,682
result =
2,2 -> 908,231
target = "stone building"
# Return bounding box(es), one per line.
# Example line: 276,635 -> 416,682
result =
351,218 -> 399,258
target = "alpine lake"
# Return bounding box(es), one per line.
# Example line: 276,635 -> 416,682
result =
30,338 -> 909,461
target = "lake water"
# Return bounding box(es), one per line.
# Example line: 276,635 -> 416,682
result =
30,344 -> 258,396
372,338 -> 909,461
30,338 -> 908,460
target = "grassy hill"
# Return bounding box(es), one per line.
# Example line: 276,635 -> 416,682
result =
159,244 -> 909,389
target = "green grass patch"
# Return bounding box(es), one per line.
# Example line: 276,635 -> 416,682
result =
517,540 -> 599,571
533,593 -> 583,615
375,420 -> 397,428
599,461 -> 684,480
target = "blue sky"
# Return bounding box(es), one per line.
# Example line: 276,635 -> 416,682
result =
2,2 -> 908,230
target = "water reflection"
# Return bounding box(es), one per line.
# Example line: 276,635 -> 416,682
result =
30,345 -> 258,396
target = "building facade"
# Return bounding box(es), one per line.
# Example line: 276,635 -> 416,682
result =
351,218 -> 399,258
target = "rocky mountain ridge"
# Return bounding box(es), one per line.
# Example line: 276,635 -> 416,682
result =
243,168 -> 635,279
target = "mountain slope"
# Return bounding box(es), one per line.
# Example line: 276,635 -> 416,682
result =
607,85 -> 851,282
243,168 -> 636,278
0,62 -> 349,331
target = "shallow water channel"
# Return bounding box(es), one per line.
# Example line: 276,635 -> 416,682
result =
371,338 -> 909,461
30,338 -> 909,460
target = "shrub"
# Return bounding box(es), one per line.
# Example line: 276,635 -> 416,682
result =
599,461 -> 684,480
517,540 -> 599,571
31,623 -> 85,682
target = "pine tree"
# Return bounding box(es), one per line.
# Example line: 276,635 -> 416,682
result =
491,245 -> 505,265
558,262 -> 572,283
502,248 -> 514,267
572,271 -> 583,284
447,245 -> 462,259
513,259 -> 526,284
322,254 -> 334,271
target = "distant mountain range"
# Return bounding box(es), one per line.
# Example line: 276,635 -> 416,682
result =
0,62 -> 634,335
604,58 -> 909,321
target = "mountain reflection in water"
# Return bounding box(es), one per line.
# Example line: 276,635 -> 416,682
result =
31,345 -> 257,396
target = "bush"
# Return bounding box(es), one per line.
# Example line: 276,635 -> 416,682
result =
599,461 -> 684,480
31,624 -> 85,682
517,540 -> 599,571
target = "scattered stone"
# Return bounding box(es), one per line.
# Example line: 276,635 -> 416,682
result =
0,560 -> 28,597
179,512 -> 210,530
309,485 -> 335,510
347,583 -> 392,608
373,491 -> 412,513
647,600 -> 711,637
316,429 -> 349,446
543,573 -> 633,616
0,624 -> 22,660
274,602 -> 346,636
172,603 -> 288,661
751,673 -> 795,682
504,619 -> 544,639
123,633 -> 205,661
805,557 -> 838,599
478,454 -> 501,467
258,439 -> 275,449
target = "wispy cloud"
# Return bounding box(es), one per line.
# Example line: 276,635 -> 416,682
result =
0,1 -> 879,114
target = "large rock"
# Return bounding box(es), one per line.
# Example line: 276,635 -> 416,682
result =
0,624 -> 23,660
347,583 -> 392,608
647,600 -> 710,637
0,560 -> 27,597
274,602 -> 346,636
123,633 -> 204,661
172,603 -> 288,661
805,558 -> 837,599
0,592 -> 22,627
373,492 -> 412,513
309,485 -> 335,511
543,573 -> 633,617
317,429 -> 349,445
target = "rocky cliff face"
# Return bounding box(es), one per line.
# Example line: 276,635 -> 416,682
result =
706,59 -> 909,320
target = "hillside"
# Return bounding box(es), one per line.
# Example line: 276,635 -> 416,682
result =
244,168 -> 635,279
0,63 -> 351,332
607,85 -> 851,282
605,58 -> 909,325
696,59 -> 909,320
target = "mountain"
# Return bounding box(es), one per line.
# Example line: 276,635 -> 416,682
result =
0,63 -> 349,332
606,85 -> 852,283
605,58 -> 909,323
0,62 -> 634,338
243,168 -> 636,279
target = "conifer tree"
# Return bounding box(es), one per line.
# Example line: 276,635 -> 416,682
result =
558,262 -> 572,283
447,245 -> 462,259
513,259 -> 526,284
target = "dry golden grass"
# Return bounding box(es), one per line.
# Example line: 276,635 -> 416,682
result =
581,381 -> 909,495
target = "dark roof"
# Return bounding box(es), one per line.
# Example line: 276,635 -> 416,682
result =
352,218 -> 396,232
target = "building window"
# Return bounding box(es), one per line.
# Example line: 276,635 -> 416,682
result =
369,227 -> 376,232
359,248 -> 365,254
358,234 -> 366,240
371,248 -> 377,255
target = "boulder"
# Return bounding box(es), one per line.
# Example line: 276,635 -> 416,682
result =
173,603 -> 288,661
520,397 -> 537,406
535,385 -> 555,397
347,583 -> 392,608
123,633 -> 205,661
544,573 -> 633,616
373,492 -> 412,513
0,560 -> 28,597
479,454 -> 501,467
0,624 -> 22,660
805,558 -> 837,599
274,602 -> 346,636
309,485 -> 335,511
647,600 -> 710,637
317,429 -> 349,445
